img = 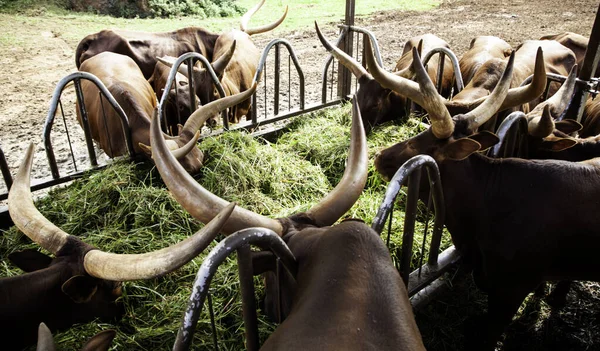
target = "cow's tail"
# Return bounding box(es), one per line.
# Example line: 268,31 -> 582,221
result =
240,0 -> 288,36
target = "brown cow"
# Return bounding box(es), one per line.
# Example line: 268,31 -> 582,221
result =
160,0 -> 288,125
1,143 -> 234,350
540,32 -> 599,76
459,36 -> 512,85
150,98 -> 426,350
369,44 -> 600,350
75,27 -> 219,79
316,23 -> 456,133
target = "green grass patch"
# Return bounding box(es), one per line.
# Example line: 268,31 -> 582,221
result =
0,103 -> 450,350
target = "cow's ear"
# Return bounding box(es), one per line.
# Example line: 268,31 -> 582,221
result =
444,138 -> 481,160
81,330 -> 117,351
252,251 -> 276,275
62,275 -> 98,303
9,249 -> 52,272
555,119 -> 583,134
540,137 -> 577,152
468,131 -> 500,150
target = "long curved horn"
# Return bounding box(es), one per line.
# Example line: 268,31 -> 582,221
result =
37,323 -> 56,351
526,64 -> 577,136
83,203 -> 235,281
179,83 -> 257,140
9,143 -> 235,281
241,0 -> 288,36
151,86 -> 283,235
305,98 -> 368,226
9,143 -> 69,254
316,22 -> 368,80
462,51 -> 515,129
212,41 -> 236,78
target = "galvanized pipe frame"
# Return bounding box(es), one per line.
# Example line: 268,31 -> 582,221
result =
321,25 -> 385,104
421,47 -> 465,94
173,227 -> 297,351
250,38 -> 306,127
371,155 -> 456,302
157,52 -> 228,132
43,72 -> 134,180
488,111 -> 529,159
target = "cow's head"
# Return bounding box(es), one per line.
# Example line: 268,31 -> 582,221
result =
158,40 -> 237,127
372,48 -> 518,180
7,146 -> 234,337
315,23 -> 412,133
150,97 -> 368,322
75,30 -> 136,70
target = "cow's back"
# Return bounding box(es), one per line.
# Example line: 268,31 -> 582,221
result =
78,52 -> 156,157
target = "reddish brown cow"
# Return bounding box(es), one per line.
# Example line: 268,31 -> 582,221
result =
1,143 -> 234,350
540,32 -> 599,75
161,0 -> 288,125
459,36 -> 512,85
75,27 -> 219,79
316,23 -> 456,133
150,99 -> 426,350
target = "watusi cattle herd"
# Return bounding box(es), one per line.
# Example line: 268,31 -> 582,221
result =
2,1 -> 600,350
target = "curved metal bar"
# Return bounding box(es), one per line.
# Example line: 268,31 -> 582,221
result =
253,38 -> 306,114
43,72 -> 133,179
173,227 -> 297,351
341,25 -> 384,67
422,47 -> 464,93
158,52 -> 227,132
488,111 -> 529,158
0,144 -> 12,190
371,155 -> 446,283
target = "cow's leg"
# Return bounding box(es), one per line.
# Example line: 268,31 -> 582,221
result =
465,287 -> 530,351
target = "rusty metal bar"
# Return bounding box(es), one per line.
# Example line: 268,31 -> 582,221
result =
337,0 -> 355,99
73,78 -> 98,168
0,145 -> 12,191
43,72 -> 134,179
58,99 -> 78,173
274,44 -> 281,116
173,228 -> 297,351
237,245 -> 259,351
207,294 -> 219,350
401,167 -> 421,284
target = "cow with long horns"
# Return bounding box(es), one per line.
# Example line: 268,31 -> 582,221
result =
367,35 -> 600,350
159,0 -> 288,125
149,96 -> 426,350
316,23 -> 456,133
0,143 -> 235,350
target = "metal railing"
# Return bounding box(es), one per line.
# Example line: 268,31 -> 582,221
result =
488,111 -> 529,158
173,227 -> 297,351
371,155 -> 460,310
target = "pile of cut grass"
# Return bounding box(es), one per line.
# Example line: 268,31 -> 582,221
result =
0,102 -> 450,350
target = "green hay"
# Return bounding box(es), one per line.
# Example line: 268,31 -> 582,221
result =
0,103 -> 452,350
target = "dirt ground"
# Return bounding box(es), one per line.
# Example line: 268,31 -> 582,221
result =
0,0 -> 597,195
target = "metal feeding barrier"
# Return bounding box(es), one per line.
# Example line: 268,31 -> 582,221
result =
172,227 -> 297,351
488,111 -> 530,158
371,155 -> 460,310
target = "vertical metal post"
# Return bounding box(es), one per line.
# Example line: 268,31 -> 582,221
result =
337,0 -> 355,99
436,52 -> 445,93
567,3 -> 600,122
236,245 -> 259,351
274,43 -> 281,116
187,57 -> 198,111
401,169 -> 422,286
0,146 -> 12,190
73,79 -> 98,167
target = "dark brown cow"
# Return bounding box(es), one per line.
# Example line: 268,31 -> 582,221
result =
36,322 -> 116,351
160,0 -> 288,125
369,44 -> 600,350
150,99 -> 426,350
0,143 -> 234,350
459,36 -> 512,85
147,61 -> 197,134
75,27 -> 219,79
316,23 -> 456,133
